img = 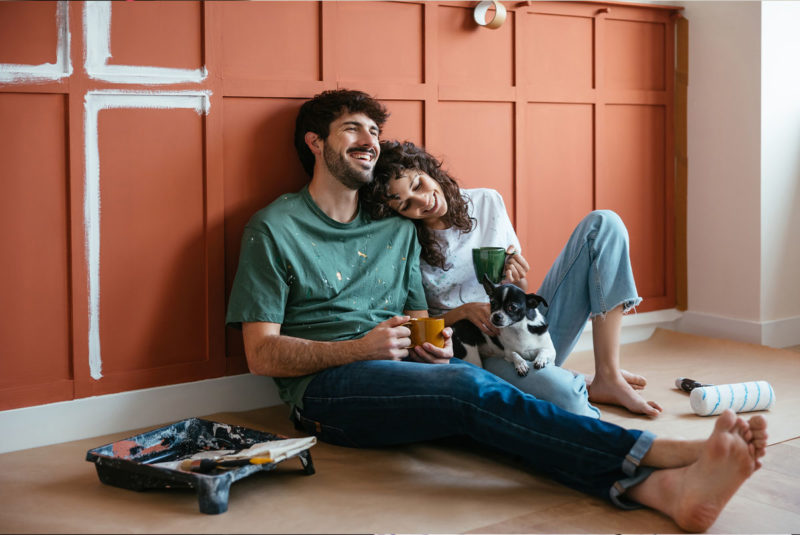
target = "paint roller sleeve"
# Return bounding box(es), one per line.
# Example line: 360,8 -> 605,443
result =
689,381 -> 775,416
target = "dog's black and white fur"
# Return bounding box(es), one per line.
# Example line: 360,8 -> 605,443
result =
452,275 -> 556,376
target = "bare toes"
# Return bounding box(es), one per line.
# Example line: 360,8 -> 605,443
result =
714,409 -> 737,432
621,369 -> 647,388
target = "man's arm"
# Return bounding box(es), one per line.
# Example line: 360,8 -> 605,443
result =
242,316 -> 414,377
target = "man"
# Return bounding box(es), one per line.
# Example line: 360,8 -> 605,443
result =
227,89 -> 767,532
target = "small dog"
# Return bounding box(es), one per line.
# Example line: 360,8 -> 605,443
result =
452,275 -> 556,376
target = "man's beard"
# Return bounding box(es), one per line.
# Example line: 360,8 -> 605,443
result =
323,143 -> 373,190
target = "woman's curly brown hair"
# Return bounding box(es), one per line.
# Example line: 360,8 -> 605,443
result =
361,140 -> 474,270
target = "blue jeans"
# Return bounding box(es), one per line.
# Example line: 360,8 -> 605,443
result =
486,210 -> 642,418
297,358 -> 655,508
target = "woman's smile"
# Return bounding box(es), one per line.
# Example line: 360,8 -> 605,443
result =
387,169 -> 449,228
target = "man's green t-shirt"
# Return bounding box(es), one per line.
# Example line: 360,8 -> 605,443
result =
226,185 -> 428,411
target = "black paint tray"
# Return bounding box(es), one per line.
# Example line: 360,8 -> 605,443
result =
86,418 -> 315,514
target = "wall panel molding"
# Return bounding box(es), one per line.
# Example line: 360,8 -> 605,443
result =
0,0 -> 72,83
0,1 -> 682,410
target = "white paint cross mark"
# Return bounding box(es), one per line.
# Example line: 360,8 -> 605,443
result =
0,0 -> 72,84
84,90 -> 211,380
84,1 -> 207,85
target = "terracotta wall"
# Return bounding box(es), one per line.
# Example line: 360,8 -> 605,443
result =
0,1 -> 679,410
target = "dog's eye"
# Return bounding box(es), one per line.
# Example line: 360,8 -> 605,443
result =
507,304 -> 517,312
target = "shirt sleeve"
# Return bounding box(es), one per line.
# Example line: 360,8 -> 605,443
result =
493,190 -> 522,252
225,225 -> 289,328
403,227 -> 429,312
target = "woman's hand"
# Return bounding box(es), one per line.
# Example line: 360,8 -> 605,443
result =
502,245 -> 530,290
445,303 -> 499,336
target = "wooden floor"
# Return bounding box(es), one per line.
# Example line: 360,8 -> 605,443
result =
1,329 -> 799,534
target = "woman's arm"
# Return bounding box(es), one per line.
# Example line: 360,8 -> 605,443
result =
438,302 -> 499,336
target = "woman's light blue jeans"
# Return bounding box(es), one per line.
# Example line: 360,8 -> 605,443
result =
484,210 -> 642,419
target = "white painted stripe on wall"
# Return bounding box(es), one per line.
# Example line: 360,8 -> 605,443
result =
84,1 -> 207,85
83,90 -> 211,380
0,0 -> 72,83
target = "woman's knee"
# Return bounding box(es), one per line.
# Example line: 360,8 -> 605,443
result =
587,209 -> 625,233
528,368 -> 597,417
575,210 -> 629,250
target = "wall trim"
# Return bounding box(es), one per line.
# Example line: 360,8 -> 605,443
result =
83,90 -> 212,380
675,310 -> 800,349
0,374 -> 282,454
0,0 -> 71,83
572,308 -> 683,353
761,315 -> 800,348
0,308 -> 683,454
674,310 -> 762,345
84,1 -> 207,84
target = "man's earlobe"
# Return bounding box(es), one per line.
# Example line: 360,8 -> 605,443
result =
305,132 -> 322,156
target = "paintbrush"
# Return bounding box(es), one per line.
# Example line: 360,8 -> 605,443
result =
180,456 -> 272,473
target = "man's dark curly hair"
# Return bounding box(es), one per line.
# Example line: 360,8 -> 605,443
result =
362,140 -> 474,270
294,89 -> 389,177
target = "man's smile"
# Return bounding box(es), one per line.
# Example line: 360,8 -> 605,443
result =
348,148 -> 376,163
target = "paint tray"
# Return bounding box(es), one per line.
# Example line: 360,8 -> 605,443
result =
86,418 -> 315,514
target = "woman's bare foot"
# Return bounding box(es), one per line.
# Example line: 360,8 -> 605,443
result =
587,371 -> 662,417
629,410 -> 767,532
585,369 -> 646,390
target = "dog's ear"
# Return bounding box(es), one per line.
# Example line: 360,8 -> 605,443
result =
481,274 -> 497,296
526,293 -> 548,309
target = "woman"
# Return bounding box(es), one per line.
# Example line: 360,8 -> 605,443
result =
362,140 -> 662,418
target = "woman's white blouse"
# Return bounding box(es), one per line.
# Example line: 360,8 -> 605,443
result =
421,188 -> 521,317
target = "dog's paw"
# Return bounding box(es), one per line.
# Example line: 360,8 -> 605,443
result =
515,360 -> 530,376
532,357 -> 548,369
532,349 -> 556,369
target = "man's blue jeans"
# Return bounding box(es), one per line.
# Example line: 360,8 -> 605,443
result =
296,210 -> 654,507
297,358 -> 655,508
483,210 -> 642,418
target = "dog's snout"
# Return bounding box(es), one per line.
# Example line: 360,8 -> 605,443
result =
491,313 -> 503,325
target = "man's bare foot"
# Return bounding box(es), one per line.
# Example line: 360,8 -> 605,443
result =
588,372 -> 662,417
629,410 -> 766,532
745,413 -> 768,469
585,369 -> 646,390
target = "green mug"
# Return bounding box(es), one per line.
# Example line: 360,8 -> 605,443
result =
472,247 -> 507,284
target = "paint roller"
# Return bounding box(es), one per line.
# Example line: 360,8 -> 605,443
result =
675,377 -> 776,416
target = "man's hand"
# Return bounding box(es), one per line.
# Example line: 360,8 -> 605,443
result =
408,327 -> 453,365
357,315 -> 412,361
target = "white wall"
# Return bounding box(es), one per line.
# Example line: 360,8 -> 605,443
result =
760,1 -> 800,346
673,1 -> 800,347
675,2 -> 764,341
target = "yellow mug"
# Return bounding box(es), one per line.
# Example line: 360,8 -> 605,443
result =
404,317 -> 445,348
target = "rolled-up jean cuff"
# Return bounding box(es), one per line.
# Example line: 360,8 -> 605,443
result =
609,429 -> 657,509
609,466 -> 656,509
622,429 -> 655,476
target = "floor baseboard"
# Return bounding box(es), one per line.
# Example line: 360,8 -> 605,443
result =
0,309 -> 683,454
572,308 -> 683,353
0,374 -> 282,454
675,311 -> 800,348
